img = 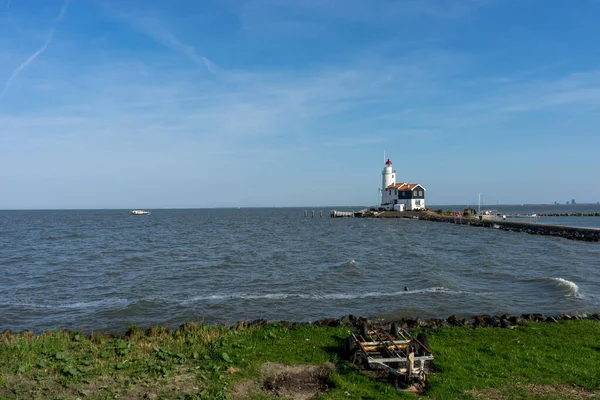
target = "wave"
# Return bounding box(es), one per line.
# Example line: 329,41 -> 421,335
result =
209,262 -> 231,269
182,286 -> 470,303
329,259 -> 358,269
0,256 -> 30,266
519,277 -> 582,298
42,233 -> 89,241
548,277 -> 580,297
5,298 -> 128,310
123,256 -> 145,263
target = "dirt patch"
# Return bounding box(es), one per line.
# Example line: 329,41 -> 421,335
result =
231,379 -> 261,399
261,362 -> 334,400
472,384 -> 600,400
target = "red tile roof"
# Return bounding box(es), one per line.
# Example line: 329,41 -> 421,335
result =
385,183 -> 424,191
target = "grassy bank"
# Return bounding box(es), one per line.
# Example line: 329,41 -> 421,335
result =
1,320 -> 600,399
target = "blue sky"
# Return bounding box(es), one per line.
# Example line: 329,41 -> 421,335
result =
1,0 -> 600,209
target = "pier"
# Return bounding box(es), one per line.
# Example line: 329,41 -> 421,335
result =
340,210 -> 600,242
416,212 -> 600,242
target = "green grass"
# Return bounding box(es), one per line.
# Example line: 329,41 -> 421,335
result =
1,320 -> 599,399
426,321 -> 600,399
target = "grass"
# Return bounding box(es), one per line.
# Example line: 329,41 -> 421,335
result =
426,321 -> 600,399
1,320 -> 599,399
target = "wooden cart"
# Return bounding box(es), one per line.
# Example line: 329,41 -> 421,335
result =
345,323 -> 434,389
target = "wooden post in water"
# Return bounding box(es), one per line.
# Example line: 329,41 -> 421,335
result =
312,210 -> 315,218
304,210 -> 307,217
320,210 -> 323,218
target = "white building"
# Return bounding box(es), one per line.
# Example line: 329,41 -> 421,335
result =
380,159 -> 426,211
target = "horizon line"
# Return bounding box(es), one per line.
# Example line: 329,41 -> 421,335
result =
1,203 -> 599,211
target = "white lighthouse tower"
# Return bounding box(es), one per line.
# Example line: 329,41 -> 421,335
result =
380,158 -> 397,209
382,158 -> 396,191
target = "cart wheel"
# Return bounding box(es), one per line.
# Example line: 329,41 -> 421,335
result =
391,375 -> 410,390
362,357 -> 371,370
344,336 -> 356,359
360,322 -> 368,340
390,322 -> 399,338
416,333 -> 430,356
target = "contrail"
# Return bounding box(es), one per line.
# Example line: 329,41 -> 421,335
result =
0,0 -> 71,99
122,14 -> 218,76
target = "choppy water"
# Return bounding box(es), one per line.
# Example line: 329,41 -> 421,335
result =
1,206 -> 599,333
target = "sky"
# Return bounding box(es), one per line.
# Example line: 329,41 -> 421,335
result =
1,0 -> 600,209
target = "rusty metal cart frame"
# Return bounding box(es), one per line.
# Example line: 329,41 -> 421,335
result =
345,323 -> 434,388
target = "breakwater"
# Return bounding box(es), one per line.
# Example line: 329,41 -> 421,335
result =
537,212 -> 600,217
370,211 -> 600,242
297,312 -> 600,332
425,214 -> 600,242
4,312 -> 597,337
331,312 -> 600,331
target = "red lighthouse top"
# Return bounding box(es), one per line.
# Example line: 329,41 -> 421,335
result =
385,159 -> 392,165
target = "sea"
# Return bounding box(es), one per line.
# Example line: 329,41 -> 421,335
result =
1,204 -> 599,334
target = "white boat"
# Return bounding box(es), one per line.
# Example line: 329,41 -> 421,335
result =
130,210 -> 151,215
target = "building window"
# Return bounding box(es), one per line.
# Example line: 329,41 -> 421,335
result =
416,200 -> 421,206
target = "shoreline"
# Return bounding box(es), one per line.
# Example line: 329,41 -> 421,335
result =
3,312 -> 599,337
2,314 -> 599,399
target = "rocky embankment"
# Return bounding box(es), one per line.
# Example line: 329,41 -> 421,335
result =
225,312 -> 600,332
537,213 -> 600,217
3,313 -> 597,337
402,212 -> 600,242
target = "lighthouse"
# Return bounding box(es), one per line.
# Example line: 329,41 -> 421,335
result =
379,157 -> 427,211
382,159 -> 396,191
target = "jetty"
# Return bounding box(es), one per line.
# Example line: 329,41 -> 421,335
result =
486,212 -> 600,219
341,210 -> 600,242
422,212 -> 600,242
